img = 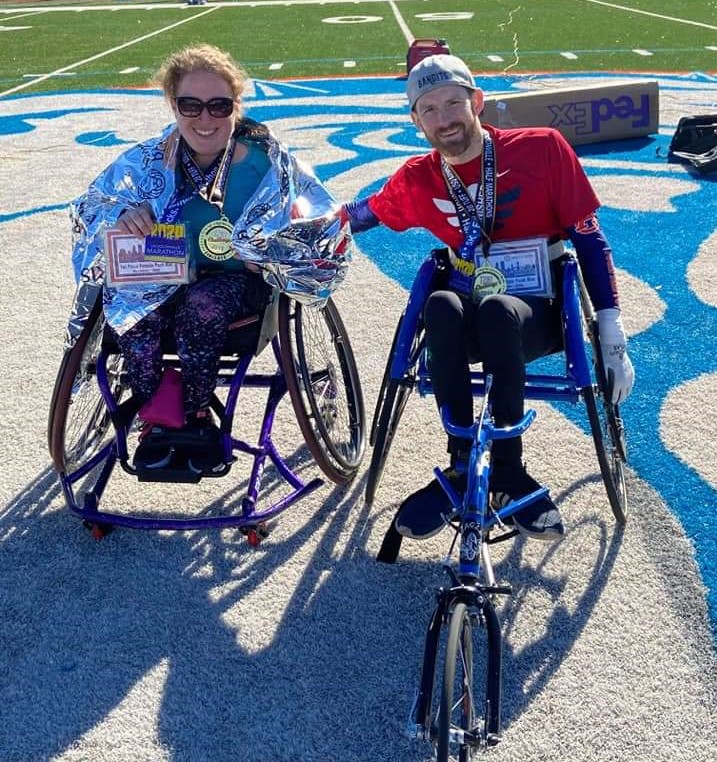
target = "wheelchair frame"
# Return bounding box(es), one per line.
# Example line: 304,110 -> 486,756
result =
366,249 -> 627,529
408,385 -> 543,757
48,291 -> 365,538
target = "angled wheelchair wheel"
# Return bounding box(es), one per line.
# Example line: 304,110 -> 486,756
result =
365,314 -> 418,507
584,316 -> 628,525
48,302 -> 124,474
279,295 -> 365,485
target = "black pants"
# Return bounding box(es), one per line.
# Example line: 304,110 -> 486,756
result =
424,290 -> 563,471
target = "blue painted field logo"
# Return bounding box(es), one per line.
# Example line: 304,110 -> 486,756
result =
549,93 -> 651,135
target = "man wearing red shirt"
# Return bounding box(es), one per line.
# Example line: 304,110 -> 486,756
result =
343,54 -> 634,541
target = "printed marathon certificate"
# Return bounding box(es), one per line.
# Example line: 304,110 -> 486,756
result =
104,226 -> 189,287
488,237 -> 554,298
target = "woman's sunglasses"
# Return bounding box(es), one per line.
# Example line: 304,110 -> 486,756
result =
174,96 -> 235,118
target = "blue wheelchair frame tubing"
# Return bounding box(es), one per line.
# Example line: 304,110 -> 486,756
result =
391,252 -> 592,404
58,336 -> 323,531
410,405 -> 542,748
441,410 -> 547,578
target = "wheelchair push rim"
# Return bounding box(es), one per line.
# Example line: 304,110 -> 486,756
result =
365,312 -> 421,506
582,312 -> 628,524
278,295 -> 366,485
48,303 -> 125,474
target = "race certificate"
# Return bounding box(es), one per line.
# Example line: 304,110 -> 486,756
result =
104,227 -> 189,287
487,237 -> 554,298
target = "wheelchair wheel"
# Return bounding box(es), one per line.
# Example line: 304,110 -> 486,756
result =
365,314 -> 417,506
584,317 -> 628,525
48,302 -> 124,473
279,296 -> 365,485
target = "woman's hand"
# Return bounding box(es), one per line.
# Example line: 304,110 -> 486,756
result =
116,202 -> 155,236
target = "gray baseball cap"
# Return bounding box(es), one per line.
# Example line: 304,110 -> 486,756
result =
406,54 -> 476,109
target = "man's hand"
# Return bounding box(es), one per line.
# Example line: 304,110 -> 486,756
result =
596,308 -> 635,405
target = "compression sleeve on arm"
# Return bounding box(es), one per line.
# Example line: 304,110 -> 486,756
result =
341,198 -> 381,233
567,216 -> 620,310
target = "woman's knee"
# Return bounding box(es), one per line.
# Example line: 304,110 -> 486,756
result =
178,283 -> 226,327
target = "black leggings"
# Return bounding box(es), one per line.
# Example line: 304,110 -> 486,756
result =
115,272 -> 272,414
424,290 -> 563,469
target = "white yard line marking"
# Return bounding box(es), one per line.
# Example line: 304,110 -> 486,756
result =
0,10 -> 46,21
0,0 -> 423,13
23,72 -> 75,78
581,0 -> 717,32
119,66 -> 141,74
269,63 -> 284,71
487,55 -> 505,62
561,52 -> 579,60
388,0 -> 414,46
343,60 -> 357,68
0,4 -> 219,97
633,49 -> 653,56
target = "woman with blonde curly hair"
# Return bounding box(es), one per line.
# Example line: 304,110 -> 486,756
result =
70,44 -> 339,473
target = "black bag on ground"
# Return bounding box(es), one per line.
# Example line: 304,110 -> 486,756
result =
668,115 -> 717,173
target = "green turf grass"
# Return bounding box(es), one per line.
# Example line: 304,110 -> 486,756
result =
0,0 -> 715,96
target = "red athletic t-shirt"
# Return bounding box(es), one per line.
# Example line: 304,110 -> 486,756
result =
368,125 -> 600,249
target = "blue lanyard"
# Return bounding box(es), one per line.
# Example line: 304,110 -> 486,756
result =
160,137 -> 236,224
440,131 -> 496,263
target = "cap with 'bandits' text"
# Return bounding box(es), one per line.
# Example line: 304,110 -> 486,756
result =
406,54 -> 477,109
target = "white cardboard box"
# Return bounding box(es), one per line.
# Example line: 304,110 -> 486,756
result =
481,80 -> 659,145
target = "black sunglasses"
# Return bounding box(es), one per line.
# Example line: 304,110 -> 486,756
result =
174,96 -> 235,118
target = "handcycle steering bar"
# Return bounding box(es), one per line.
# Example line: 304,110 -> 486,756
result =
440,408 -> 537,443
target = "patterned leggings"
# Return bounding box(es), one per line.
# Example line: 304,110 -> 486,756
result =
115,273 -> 272,414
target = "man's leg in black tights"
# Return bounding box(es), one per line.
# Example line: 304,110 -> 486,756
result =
423,290 -> 474,462
470,293 -> 562,477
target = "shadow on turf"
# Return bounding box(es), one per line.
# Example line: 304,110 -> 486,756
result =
0,463 -> 622,760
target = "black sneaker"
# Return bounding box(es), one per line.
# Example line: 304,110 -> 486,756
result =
491,468 -> 564,542
395,468 -> 467,540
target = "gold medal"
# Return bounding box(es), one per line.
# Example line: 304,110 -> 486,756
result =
198,216 -> 234,261
472,263 -> 507,300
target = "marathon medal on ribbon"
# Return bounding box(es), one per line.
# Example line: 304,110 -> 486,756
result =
472,262 -> 507,299
182,136 -> 237,262
198,215 -> 234,261
441,132 -> 500,301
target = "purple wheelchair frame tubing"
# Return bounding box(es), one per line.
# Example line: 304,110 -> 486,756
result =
58,335 -> 323,531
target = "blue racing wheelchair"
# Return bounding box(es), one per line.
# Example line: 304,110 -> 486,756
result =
48,285 -> 365,540
366,248 -> 627,559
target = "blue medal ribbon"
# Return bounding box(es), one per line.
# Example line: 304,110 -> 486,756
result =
440,132 -> 497,294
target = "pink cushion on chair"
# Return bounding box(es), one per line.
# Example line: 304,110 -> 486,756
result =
138,367 -> 185,429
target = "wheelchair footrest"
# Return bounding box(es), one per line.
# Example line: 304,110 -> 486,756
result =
133,424 -> 228,483
136,461 -> 203,484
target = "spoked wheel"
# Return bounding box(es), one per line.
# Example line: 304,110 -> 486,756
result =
48,302 -> 125,473
584,318 -> 628,524
436,601 -> 502,761
279,295 -> 365,485
365,314 -> 419,506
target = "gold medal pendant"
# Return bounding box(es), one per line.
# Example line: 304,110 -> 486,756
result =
472,263 -> 507,301
198,216 -> 234,261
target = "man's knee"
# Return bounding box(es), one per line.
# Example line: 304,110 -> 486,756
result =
424,290 -> 463,332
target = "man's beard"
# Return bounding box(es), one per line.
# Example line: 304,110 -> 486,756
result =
429,119 -> 481,158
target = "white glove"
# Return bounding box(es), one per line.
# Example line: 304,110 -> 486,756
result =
596,308 -> 635,405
